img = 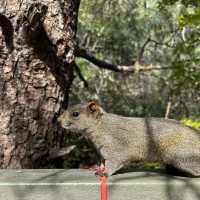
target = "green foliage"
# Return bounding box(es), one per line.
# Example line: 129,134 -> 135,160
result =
144,163 -> 161,170
178,8 -> 200,26
159,0 -> 200,7
72,0 -> 200,120
67,0 -> 200,168
181,119 -> 200,129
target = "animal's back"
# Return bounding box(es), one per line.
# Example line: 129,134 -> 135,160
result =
58,101 -> 200,177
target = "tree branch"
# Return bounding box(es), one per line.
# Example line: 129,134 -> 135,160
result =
149,39 -> 175,48
48,145 -> 76,160
137,37 -> 151,63
74,64 -> 88,88
76,47 -> 172,73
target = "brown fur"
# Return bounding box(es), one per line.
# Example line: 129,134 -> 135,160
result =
58,101 -> 200,177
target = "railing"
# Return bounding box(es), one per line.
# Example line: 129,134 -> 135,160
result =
0,169 -> 199,200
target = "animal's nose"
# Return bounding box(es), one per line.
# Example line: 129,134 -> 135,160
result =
66,122 -> 72,126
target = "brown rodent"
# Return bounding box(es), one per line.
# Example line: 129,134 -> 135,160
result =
58,101 -> 200,177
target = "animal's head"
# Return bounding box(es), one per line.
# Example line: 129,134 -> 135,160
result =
58,101 -> 104,132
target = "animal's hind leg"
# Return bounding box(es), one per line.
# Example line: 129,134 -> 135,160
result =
105,160 -> 123,176
172,156 -> 200,177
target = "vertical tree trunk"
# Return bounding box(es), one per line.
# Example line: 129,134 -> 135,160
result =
0,0 -> 80,168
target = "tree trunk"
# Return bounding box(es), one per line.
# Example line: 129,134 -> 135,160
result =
0,0 -> 80,168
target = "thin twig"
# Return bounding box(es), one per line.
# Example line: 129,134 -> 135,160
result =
74,64 -> 88,88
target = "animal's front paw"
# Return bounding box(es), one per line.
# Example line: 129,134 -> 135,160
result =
95,170 -> 108,177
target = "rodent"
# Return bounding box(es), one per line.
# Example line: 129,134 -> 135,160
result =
58,101 -> 200,177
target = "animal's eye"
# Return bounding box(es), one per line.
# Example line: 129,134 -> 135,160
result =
72,111 -> 80,118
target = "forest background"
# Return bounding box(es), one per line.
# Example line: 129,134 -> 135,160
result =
0,0 -> 199,169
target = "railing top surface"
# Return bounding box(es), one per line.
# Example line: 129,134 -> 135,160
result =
0,169 -> 197,185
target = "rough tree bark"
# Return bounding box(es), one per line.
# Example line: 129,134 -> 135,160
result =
0,0 -> 80,168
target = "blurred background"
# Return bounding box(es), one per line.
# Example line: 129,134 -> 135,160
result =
71,0 -> 200,123
61,0 -> 200,169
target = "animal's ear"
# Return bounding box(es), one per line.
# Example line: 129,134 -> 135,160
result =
87,101 -> 98,113
87,101 -> 103,119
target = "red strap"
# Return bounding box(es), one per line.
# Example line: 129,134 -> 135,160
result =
99,175 -> 108,200
87,163 -> 108,200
